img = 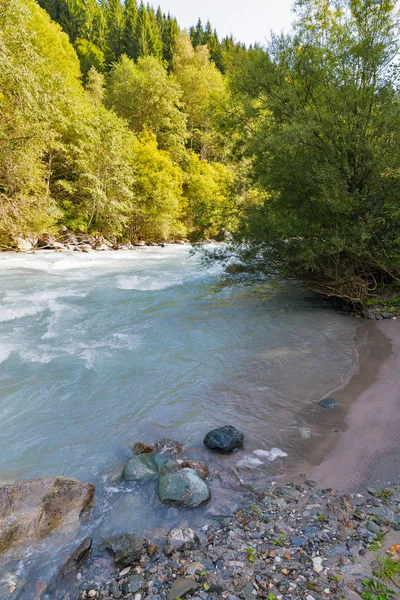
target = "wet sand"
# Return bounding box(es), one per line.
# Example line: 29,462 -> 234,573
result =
309,319 -> 400,491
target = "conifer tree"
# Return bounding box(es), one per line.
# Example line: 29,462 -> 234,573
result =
106,0 -> 124,63
190,18 -> 204,47
132,3 -> 162,59
122,0 -> 138,58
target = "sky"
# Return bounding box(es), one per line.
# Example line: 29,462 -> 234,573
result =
155,0 -> 295,47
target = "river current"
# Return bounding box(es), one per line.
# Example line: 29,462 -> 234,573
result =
0,246 -> 364,595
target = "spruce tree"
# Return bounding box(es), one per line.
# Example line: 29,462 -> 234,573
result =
133,3 -> 162,59
106,0 -> 124,63
122,0 -> 138,58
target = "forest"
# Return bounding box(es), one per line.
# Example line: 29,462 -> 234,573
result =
1,0 -> 400,306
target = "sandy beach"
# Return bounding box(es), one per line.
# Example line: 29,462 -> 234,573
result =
310,318 -> 400,491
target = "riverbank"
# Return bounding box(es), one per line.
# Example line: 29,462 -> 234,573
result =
310,319 -> 400,491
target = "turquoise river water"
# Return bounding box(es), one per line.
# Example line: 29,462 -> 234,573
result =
0,245 -> 365,597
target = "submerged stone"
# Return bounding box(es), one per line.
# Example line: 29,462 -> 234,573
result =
122,452 -> 172,482
204,425 -> 244,453
158,468 -> 211,507
318,398 -> 339,409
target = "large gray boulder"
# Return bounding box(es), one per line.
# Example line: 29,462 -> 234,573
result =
0,477 -> 94,553
204,425 -> 244,453
158,468 -> 211,507
122,452 -> 173,483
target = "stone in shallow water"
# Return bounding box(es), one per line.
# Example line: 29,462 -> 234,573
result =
204,425 -> 244,453
133,442 -> 154,454
58,537 -> 92,578
176,459 -> 209,479
167,577 -> 200,600
122,452 -> 172,482
103,534 -> 145,567
154,438 -> 185,455
318,398 -> 339,409
0,476 -> 94,554
158,469 -> 211,507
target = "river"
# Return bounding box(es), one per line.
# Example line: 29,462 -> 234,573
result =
0,245 -> 365,596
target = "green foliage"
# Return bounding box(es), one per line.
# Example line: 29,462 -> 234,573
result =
173,32 -> 228,160
106,54 -> 187,157
245,547 -> 256,562
182,153 -> 236,241
362,578 -> 395,600
375,489 -> 394,502
226,0 -> 400,305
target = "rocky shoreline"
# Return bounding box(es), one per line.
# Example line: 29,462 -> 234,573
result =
1,427 -> 398,600
59,481 -> 400,600
9,232 -> 188,253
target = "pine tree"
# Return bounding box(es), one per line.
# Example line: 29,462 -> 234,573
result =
190,18 -> 204,47
122,0 -> 138,58
106,0 -> 124,63
132,3 -> 162,59
161,13 -> 180,66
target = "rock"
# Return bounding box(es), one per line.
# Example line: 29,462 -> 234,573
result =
0,477 -> 94,553
312,557 -> 324,573
176,459 -> 209,479
318,398 -> 339,409
158,469 -> 211,507
154,438 -> 184,455
167,577 -> 200,600
324,543 -> 348,558
58,537 -> 93,578
37,235 -> 55,248
368,506 -> 396,524
134,241 -> 146,246
204,425 -> 244,453
122,453 -> 171,483
167,527 -> 198,551
367,520 -> 381,535
103,534 -> 145,567
15,236 -> 35,252
163,544 -> 174,556
128,574 -> 148,593
242,582 -> 254,600
133,442 -> 154,455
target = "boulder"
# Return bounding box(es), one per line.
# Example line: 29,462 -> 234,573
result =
176,459 -> 209,479
15,236 -> 35,252
204,425 -> 244,453
154,438 -> 184,455
121,452 -> 172,483
103,534 -> 145,567
0,477 -> 94,553
167,527 -> 198,551
134,241 -> 146,247
37,235 -> 55,248
158,468 -> 211,507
